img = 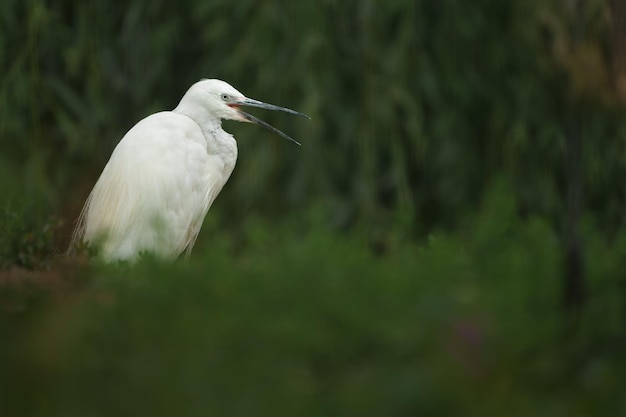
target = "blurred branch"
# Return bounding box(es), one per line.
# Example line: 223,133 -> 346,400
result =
559,0 -> 589,319
563,121 -> 585,317
610,0 -> 626,102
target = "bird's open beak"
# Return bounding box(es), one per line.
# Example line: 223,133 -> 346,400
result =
231,98 -> 310,146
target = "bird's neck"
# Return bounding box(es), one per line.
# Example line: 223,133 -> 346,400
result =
172,103 -> 238,172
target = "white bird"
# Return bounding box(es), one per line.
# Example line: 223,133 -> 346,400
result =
71,79 -> 308,262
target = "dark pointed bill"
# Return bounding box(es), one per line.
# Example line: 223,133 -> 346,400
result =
240,98 -> 311,119
233,97 -> 310,146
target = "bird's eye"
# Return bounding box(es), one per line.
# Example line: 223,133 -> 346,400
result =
221,94 -> 229,101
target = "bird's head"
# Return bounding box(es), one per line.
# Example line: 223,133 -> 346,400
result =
179,79 -> 309,145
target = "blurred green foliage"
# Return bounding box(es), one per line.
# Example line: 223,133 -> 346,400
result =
0,203 -> 60,268
1,0 -> 626,414
1,0 -> 624,246
2,184 -> 625,416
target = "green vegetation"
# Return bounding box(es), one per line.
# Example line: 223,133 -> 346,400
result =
2,189 -> 626,416
1,0 -> 625,415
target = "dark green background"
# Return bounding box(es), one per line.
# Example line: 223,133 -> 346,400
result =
1,0 -> 625,415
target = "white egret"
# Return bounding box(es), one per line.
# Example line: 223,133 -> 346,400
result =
71,79 -> 309,262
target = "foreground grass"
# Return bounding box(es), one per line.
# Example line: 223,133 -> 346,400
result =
1,194 -> 625,417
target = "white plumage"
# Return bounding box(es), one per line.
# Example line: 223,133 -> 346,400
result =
71,79 -> 308,262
